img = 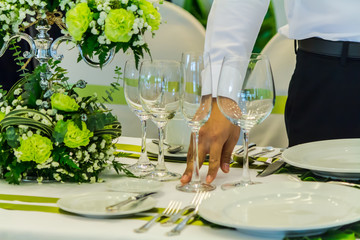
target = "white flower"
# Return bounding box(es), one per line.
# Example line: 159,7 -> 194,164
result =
36,99 -> 42,105
127,4 -> 138,12
82,173 -> 88,180
55,114 -> 64,121
53,173 -> 62,181
51,162 -> 60,167
33,114 -> 41,121
88,143 -> 96,153
90,176 -> 96,183
37,177 -> 43,184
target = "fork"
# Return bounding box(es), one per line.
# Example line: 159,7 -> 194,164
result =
134,200 -> 182,233
161,191 -> 205,226
166,192 -> 210,236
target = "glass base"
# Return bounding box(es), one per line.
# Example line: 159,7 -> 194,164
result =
221,180 -> 261,191
143,170 -> 181,182
126,162 -> 156,176
176,181 -> 216,193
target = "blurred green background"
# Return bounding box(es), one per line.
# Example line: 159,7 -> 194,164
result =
169,0 -> 278,53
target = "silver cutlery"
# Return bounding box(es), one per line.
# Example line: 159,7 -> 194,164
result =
166,192 -> 210,236
250,146 -> 275,158
152,139 -> 184,154
106,192 -> 156,212
162,190 -> 205,226
234,143 -> 256,154
256,159 -> 285,177
134,200 -> 182,233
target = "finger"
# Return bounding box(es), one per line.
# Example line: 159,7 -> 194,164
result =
220,141 -> 235,173
206,143 -> 223,183
180,135 -> 194,184
221,128 -> 240,173
197,135 -> 208,168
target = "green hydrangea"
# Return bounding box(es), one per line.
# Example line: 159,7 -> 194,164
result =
64,121 -> 93,148
104,9 -> 135,42
66,2 -> 93,41
139,0 -> 161,30
17,134 -> 53,164
51,93 -> 80,112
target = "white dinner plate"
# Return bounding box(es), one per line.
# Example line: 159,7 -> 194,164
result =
282,139 -> 360,179
198,182 -> 360,238
57,192 -> 156,218
147,141 -> 187,160
107,178 -> 163,193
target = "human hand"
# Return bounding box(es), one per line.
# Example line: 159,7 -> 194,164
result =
180,98 -> 240,184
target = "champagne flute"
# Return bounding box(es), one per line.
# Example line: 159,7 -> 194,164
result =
123,59 -> 155,175
176,52 -> 216,192
217,53 -> 275,190
139,59 -> 182,181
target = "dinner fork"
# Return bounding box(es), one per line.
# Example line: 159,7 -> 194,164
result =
134,200 -> 182,233
161,190 -> 205,226
166,192 -> 210,236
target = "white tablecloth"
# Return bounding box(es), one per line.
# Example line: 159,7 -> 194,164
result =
0,137 -> 291,240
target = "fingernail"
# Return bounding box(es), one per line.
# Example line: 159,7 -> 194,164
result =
206,175 -> 213,183
223,163 -> 230,172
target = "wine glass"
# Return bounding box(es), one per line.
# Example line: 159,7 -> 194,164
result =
217,53 -> 275,190
176,52 -> 216,192
123,59 -> 155,175
138,59 -> 182,181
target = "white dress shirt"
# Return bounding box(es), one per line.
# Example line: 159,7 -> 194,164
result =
206,0 -> 360,96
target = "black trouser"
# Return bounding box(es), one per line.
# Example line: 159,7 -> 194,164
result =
285,49 -> 360,147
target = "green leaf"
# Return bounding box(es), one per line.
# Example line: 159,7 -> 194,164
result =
5,126 -> 19,148
53,120 -> 68,143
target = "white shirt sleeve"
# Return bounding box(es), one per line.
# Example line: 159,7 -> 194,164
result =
205,0 -> 270,97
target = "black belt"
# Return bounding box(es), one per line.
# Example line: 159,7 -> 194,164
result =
298,38 -> 360,58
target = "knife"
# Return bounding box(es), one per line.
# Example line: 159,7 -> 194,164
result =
234,143 -> 257,154
106,192 -> 156,212
256,159 -> 285,177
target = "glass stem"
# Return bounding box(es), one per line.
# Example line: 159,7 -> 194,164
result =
155,124 -> 167,171
190,129 -> 201,184
241,130 -> 251,184
138,119 -> 149,164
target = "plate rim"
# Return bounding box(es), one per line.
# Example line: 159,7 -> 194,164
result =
283,138 -> 360,174
198,182 -> 360,234
57,191 -> 157,217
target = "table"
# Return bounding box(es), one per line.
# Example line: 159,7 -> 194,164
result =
0,137 -> 293,240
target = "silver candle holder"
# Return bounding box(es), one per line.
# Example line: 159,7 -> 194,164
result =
0,16 -> 114,91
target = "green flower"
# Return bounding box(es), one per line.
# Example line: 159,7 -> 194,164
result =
51,93 -> 80,112
17,134 -> 53,164
64,121 -> 93,148
66,2 -> 93,41
104,9 -> 135,42
139,0 -> 161,31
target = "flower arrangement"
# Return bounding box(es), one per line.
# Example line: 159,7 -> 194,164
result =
0,0 -> 163,184
0,58 -> 126,184
0,0 -> 162,66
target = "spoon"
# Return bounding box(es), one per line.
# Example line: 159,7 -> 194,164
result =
152,140 -> 184,154
250,146 -> 275,157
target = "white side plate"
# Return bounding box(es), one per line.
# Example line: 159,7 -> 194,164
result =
57,192 -> 156,218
